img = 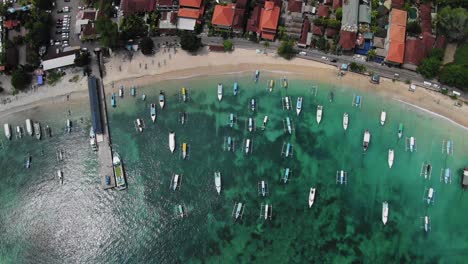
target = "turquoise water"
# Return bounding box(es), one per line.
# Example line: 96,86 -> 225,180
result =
0,73 -> 467,263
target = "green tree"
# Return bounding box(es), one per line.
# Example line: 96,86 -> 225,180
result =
439,64 -> 468,90
367,49 -> 377,61
436,7 -> 468,41
427,48 -> 445,61
11,68 -> 32,91
417,57 -> 441,78
336,7 -> 343,20
406,21 -> 421,36
316,37 -> 327,50
74,52 -> 90,67
95,17 -> 119,48
180,32 -> 202,52
223,40 -> 233,51
277,26 -> 286,40
26,21 -> 50,47
140,37 -> 154,55
327,19 -> 341,29
120,15 -> 148,40
34,0 -> 53,10
277,39 -> 295,60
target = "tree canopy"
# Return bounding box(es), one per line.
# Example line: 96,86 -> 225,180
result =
26,21 -> 50,47
34,0 -> 53,10
406,21 -> 421,36
439,64 -> 468,90
120,15 -> 148,40
223,40 -> 233,52
417,57 -> 441,78
436,7 -> 468,41
95,17 -> 119,48
277,39 -> 295,60
11,68 -> 32,91
180,32 -> 202,52
140,37 -> 154,55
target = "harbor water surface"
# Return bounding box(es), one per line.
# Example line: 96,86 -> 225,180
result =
1,73 -> 467,263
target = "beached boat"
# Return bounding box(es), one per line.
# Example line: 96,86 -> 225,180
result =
131,86 -> 136,96
363,129 -> 371,152
248,117 -> 254,132
229,113 -> 235,128
245,139 -> 251,154
309,188 -> 316,208
316,105 -> 323,124
181,87 -> 187,102
388,149 -> 394,168
141,93 -> 146,101
89,128 -> 97,151
182,143 -> 188,159
217,83 -> 223,101
159,91 -> 165,109
172,174 -> 180,191
286,117 -> 292,134
24,153 -> 31,169
169,132 -> 176,153
25,119 -> 33,136
66,119 -> 72,133
268,80 -> 274,92
424,216 -> 430,232
111,93 -> 116,107
382,202 -> 389,225
343,113 -> 349,131
233,82 -> 239,96
296,97 -> 303,116
3,123 -> 11,140
150,103 -> 156,123
251,98 -> 256,111
329,91 -> 334,102
214,172 -> 221,194
16,126 -> 22,139
409,137 -> 416,152
254,70 -> 260,82
119,86 -> 124,97
398,123 -> 403,139
113,152 -> 127,190
57,169 -> 63,184
282,77 -> 288,88
262,116 -> 268,129
380,111 -> 387,126
34,122 -> 41,140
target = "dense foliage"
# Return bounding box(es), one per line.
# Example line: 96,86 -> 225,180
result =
120,15 -> 148,40
417,48 -> 444,79
180,32 -> 202,52
277,39 -> 295,60
74,52 -> 90,67
34,0 -> 53,10
349,62 -> 366,73
95,17 -> 119,48
406,21 -> 421,36
223,40 -> 233,52
140,37 -> 154,55
436,7 -> 468,41
439,64 -> 468,89
11,68 -> 32,90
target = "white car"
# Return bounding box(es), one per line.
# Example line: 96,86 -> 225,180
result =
321,56 -> 328,60
299,51 -> 307,55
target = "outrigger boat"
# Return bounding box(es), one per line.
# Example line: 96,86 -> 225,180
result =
343,113 -> 349,131
57,169 -> 63,184
388,149 -> 394,168
283,96 -> 291,110
214,172 -> 221,194
16,126 -> 23,139
111,93 -> 116,107
113,152 -> 127,190
66,119 -> 72,133
89,128 -> 97,151
254,70 -> 260,82
181,143 -> 188,159
171,174 -> 180,191
233,202 -> 245,221
25,119 -> 33,136
424,216 -> 430,233
250,98 -> 256,111
262,116 -> 268,130
424,163 -> 432,179
24,153 -> 31,169
229,113 -> 235,128
34,122 -> 41,140
56,149 -> 64,162
282,168 -> 290,183
259,180 -> 268,197
233,82 -> 238,96
296,97 -> 303,116
3,123 -> 11,140
268,80 -> 274,92
363,129 -> 371,152
446,140 -> 453,155
248,117 -> 254,132
150,103 -> 156,123
217,83 -> 223,101
409,137 -> 416,152
119,85 -> 124,97
398,123 -> 403,139
316,105 -> 323,124
169,132 -> 176,153
380,111 -> 387,126
181,87 -> 187,102
426,187 -> 435,204
179,112 -> 187,125
159,91 -> 165,109
285,117 -> 292,134
443,168 -> 451,184
309,188 -> 316,208
177,204 -> 187,218
382,202 -> 389,225
282,76 -> 288,88
245,138 -> 251,154
261,204 -> 272,220
135,118 -> 144,132
336,170 -> 347,185
131,86 -> 136,96
226,136 -> 233,151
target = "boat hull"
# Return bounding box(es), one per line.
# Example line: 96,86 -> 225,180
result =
343,113 -> 348,131
309,188 -> 316,208
169,132 -> 176,153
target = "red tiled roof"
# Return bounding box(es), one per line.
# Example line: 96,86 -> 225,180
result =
82,11 -> 97,20
312,25 -> 324,36
404,38 -> 425,65
434,35 -> 447,49
339,30 -> 356,50
420,4 -> 432,34
391,0 -> 404,8
259,1 -> 280,31
157,0 -> 174,6
178,8 -> 200,19
332,0 -> 342,10
247,5 -> 261,32
233,8 -> 247,30
326,27 -> 338,37
317,5 -> 329,17
387,9 -> 407,64
236,0 -> 249,9
121,0 -> 155,14
179,0 -> 202,8
299,19 -> 310,44
261,31 -> 276,40
212,4 -> 235,27
288,0 -> 302,13
5,20 -> 19,29
423,32 -> 435,52
82,23 -> 97,37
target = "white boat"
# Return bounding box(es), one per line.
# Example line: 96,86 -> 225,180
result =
363,129 -> 371,152
296,97 -> 303,116
382,202 -> 389,225
89,128 -> 97,151
57,169 -> 63,184
169,132 -> 176,153
284,97 -> 290,110
235,203 -> 243,220
250,98 -> 256,111
66,119 -> 72,133
119,86 -> 124,97
135,118 -> 143,132
248,117 -> 253,132
159,91 -> 165,109
260,181 -> 267,197
285,117 -> 292,134
424,216 -> 430,232
245,139 -> 251,154
316,105 -> 323,124
410,137 -> 415,152
388,149 -> 394,168
16,126 -> 22,139
34,122 -> 41,140
264,204 -> 271,220
3,123 -> 11,140
427,187 -> 434,204
380,111 -> 386,126
172,174 -> 180,191
343,113 -> 348,131
214,172 -> 221,194
113,152 -> 127,190
309,188 -> 316,208
217,83 -> 223,101
262,116 -> 269,129
150,103 -> 156,123
25,119 -> 33,136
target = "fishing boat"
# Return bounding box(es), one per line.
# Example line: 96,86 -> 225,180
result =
388,149 -> 394,168
444,168 -> 451,184
248,117 -> 254,132
181,87 -> 187,102
172,174 -> 180,191
382,202 -> 389,225
113,152 -> 127,190
135,119 -> 144,132
296,97 -> 303,116
217,83 -> 223,101
66,119 -> 72,133
316,105 -> 323,124
57,169 -> 63,184
309,188 -> 316,208
363,129 -> 371,152
233,82 -> 238,96
268,80 -> 274,92
409,137 -> 416,152
283,168 -> 290,183
3,123 -> 11,140
262,116 -> 268,129
24,153 -> 31,169
25,119 -> 33,136
355,95 -> 361,107
131,86 -> 136,96
89,128 -> 97,151
169,132 -> 176,153
427,188 -> 434,204
245,139 -> 251,154
182,143 -> 188,159
214,172 -> 221,194
141,93 -> 146,101
329,91 -> 334,102
263,204 -> 272,220
119,85 -> 124,97
398,123 -> 403,139
111,93 -> 116,107
424,163 -> 432,179
254,70 -> 260,82
234,202 -> 244,220
337,170 -> 346,185
260,181 -> 267,197
150,103 -> 156,123
159,91 -> 165,109
282,76 -> 288,88
177,205 -> 186,218
284,143 -> 292,157
16,126 -> 23,139
227,136 -> 232,151
380,111 -> 387,126
446,140 -> 452,154
250,98 -> 256,112
34,122 -> 41,140
45,125 -> 51,137
424,216 -> 430,233
229,113 -> 235,127
284,96 -> 291,110
343,113 -> 349,131
286,117 -> 292,134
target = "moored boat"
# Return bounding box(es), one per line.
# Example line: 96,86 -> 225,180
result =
283,168 -> 290,183
181,87 -> 187,102
245,138 -> 251,154
409,136 -> 415,152
217,83 -> 223,101
424,216 -> 430,232
380,111 -> 387,126
45,125 -> 51,137
398,123 -> 403,139
260,180 -> 267,197
150,103 -> 156,123
111,93 -> 116,107
169,132 -> 176,153
119,85 -> 124,97
113,152 -> 127,190
343,113 -> 349,131
286,117 -> 292,134
233,82 -> 238,96
135,118 -> 143,132
282,76 -> 288,88
131,86 -> 136,96
34,122 -> 41,140
296,97 -> 303,116
25,119 -> 33,136
316,105 -> 323,124
248,117 -> 254,132
382,202 -> 389,225
388,149 -> 394,168
141,93 -> 146,101
329,91 -> 334,102
444,168 -> 451,184
363,129 -> 371,152
309,188 -> 316,208
3,123 -> 11,140
89,127 -> 97,151
227,136 -> 232,151
57,169 -> 63,184
182,143 -> 188,159
235,203 -> 243,219
16,126 -> 23,139
284,96 -> 291,110
172,174 -> 180,191
214,172 -> 221,194
229,113 -> 235,127
427,187 -> 434,204
159,91 -> 165,109
24,153 -> 31,169
262,116 -> 268,129
250,98 -> 256,111
268,80 -> 274,92
254,70 -> 260,82
355,95 -> 361,107
66,119 -> 72,133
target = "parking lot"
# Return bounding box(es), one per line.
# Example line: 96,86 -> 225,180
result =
49,0 -> 85,51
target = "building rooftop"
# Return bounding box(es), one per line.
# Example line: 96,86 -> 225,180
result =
259,1 -> 280,39
179,0 -> 202,8
341,0 -> 359,31
386,9 -> 407,64
247,5 -> 261,32
236,0 -> 249,9
358,4 -> 371,24
288,0 -> 303,13
178,8 -> 201,19
121,0 -> 155,15
312,25 -> 324,36
404,38 -> 425,65
391,0 -> 404,9
332,0 -> 342,10
317,5 -> 330,18
298,19 -> 310,45
339,30 -> 357,50
212,4 -> 235,27
420,4 -> 432,34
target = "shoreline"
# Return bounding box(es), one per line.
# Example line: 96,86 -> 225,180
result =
0,48 -> 466,129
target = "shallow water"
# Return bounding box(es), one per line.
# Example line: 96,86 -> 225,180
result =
0,73 -> 467,263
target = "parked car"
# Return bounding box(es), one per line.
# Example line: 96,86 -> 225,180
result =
299,51 -> 307,56
54,41 -> 61,45
56,30 -> 62,34
62,30 -> 70,33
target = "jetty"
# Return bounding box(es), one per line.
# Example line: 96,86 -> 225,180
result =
89,76 -> 116,190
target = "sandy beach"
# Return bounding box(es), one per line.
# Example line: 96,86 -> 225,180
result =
0,47 -> 467,128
